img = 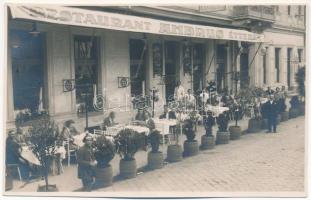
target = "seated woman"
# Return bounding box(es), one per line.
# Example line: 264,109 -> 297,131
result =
102,112 -> 118,130
6,130 -> 31,181
135,109 -> 147,121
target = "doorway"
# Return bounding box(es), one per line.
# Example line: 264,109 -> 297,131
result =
165,41 -> 178,102
240,53 -> 249,89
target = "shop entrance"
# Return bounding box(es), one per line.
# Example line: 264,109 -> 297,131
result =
216,45 -> 227,93
165,41 -> 178,102
193,44 -> 204,95
11,30 -> 47,121
240,53 -> 249,89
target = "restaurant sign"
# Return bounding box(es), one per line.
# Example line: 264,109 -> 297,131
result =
9,5 -> 264,42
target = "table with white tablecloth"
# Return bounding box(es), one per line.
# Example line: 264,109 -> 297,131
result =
205,105 -> 230,117
153,118 -> 178,144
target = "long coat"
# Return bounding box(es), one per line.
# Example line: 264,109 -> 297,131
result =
264,101 -> 279,119
77,145 -> 95,179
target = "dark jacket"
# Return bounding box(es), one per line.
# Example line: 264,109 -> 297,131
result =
264,100 -> 279,119
159,111 -> 176,119
6,137 -> 21,165
135,112 -> 147,121
77,145 -> 95,179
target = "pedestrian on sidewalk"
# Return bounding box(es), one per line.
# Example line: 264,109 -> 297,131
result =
77,135 -> 97,191
264,94 -> 279,133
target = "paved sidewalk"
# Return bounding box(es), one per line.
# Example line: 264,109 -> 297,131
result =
8,116 -> 305,196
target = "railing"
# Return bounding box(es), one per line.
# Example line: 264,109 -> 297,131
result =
233,6 -> 276,22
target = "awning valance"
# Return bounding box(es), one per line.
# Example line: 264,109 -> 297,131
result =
8,4 -> 265,43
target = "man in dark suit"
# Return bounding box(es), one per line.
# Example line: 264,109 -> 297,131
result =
266,87 -> 275,95
77,135 -> 96,191
159,105 -> 176,119
264,94 -> 279,133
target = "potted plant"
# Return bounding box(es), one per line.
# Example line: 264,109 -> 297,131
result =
182,119 -> 199,157
200,111 -> 216,150
114,128 -> 146,179
93,135 -> 115,188
229,105 -> 242,140
216,113 -> 230,144
167,113 -> 183,163
147,130 -> 164,170
28,116 -> 60,192
277,97 -> 288,122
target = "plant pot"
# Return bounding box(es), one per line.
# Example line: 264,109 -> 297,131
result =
248,118 -> 262,133
95,165 -> 113,188
276,114 -> 281,125
229,126 -> 241,140
119,159 -> 137,179
280,111 -> 289,122
167,144 -> 183,163
147,151 -> 164,170
289,108 -> 299,118
200,135 -> 215,150
261,119 -> 268,129
216,131 -> 230,145
183,140 -> 199,157
37,184 -> 58,192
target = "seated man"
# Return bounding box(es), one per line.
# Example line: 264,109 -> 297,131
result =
6,130 -> 31,181
159,105 -> 176,120
102,111 -> 118,130
135,109 -> 147,121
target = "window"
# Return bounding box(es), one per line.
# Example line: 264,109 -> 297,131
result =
275,48 -> 281,83
11,30 -> 47,121
129,39 -> 147,97
74,35 -> 99,114
288,5 -> 291,15
298,6 -> 302,16
298,49 -> 303,62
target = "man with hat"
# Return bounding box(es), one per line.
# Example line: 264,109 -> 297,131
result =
77,134 -> 97,191
264,94 -> 279,133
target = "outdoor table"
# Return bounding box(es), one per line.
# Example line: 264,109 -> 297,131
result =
105,124 -> 150,136
20,146 -> 40,166
153,118 -> 178,144
205,105 -> 230,117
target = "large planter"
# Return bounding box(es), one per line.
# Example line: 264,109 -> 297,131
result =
216,131 -> 230,145
276,114 -> 282,125
183,140 -> 199,157
167,144 -> 183,162
95,165 -> 113,188
229,126 -> 241,140
280,111 -> 289,122
147,152 -> 164,170
289,108 -> 299,118
119,159 -> 137,179
261,118 -> 268,129
37,184 -> 59,192
200,135 -> 215,150
248,118 -> 262,133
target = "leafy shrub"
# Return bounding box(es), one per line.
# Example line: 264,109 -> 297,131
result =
114,128 -> 146,161
183,119 -> 196,142
94,135 -> 115,168
148,130 -> 161,153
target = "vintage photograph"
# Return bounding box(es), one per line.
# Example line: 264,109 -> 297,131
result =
3,2 -> 307,197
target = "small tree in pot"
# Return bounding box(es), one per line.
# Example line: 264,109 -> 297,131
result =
229,105 -> 242,140
182,119 -> 199,157
295,66 -> 305,115
28,116 -> 60,192
289,96 -> 300,118
147,130 -> 164,170
200,111 -> 216,150
93,135 -> 115,188
216,113 -> 230,145
114,128 -> 146,179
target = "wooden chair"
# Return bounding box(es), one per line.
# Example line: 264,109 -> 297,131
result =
65,139 -> 77,167
7,164 -> 22,181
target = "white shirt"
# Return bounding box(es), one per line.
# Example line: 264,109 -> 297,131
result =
200,92 -> 209,104
174,86 -> 185,101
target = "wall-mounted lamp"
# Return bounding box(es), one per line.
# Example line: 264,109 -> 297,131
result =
29,23 -> 40,37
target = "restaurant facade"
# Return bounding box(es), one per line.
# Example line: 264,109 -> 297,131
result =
6,5 -> 306,130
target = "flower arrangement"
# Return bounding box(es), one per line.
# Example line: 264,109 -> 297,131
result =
182,119 -> 196,142
148,130 -> 162,153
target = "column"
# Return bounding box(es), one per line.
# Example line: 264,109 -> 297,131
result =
280,47 -> 287,86
205,39 -> 216,86
235,42 -> 241,94
291,47 -> 298,88
6,38 -> 15,127
225,42 -> 233,93
266,46 -> 275,86
248,43 -> 261,87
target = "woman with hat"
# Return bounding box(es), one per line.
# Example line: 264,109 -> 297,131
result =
77,134 -> 97,191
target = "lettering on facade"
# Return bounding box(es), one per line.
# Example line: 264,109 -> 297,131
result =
15,5 -> 264,42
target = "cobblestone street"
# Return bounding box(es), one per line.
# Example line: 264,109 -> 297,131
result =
8,116 -> 305,197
